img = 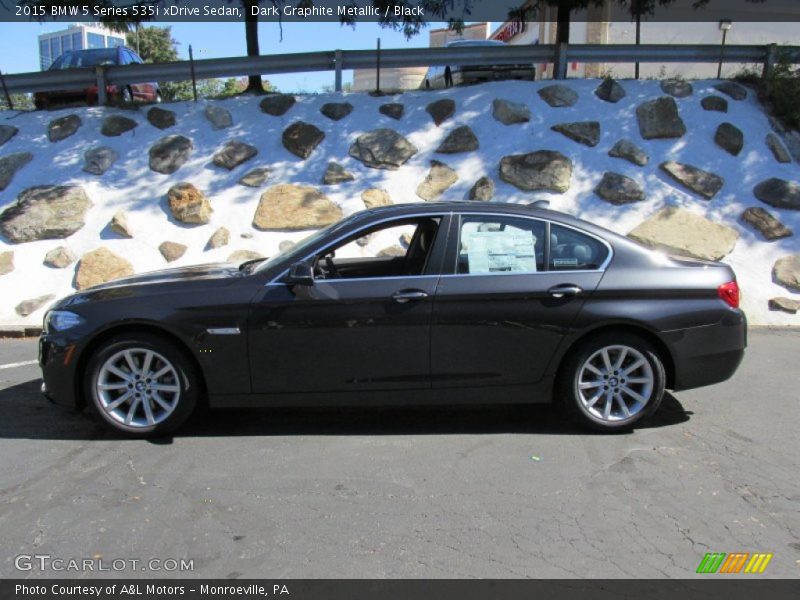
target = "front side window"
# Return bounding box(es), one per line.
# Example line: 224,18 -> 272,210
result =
549,224 -> 609,271
457,216 -> 545,275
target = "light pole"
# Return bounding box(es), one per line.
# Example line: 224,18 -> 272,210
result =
717,20 -> 732,79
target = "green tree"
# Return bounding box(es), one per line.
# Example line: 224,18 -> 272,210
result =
126,25 -> 179,62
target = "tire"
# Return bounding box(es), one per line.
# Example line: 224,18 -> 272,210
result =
84,333 -> 200,437
121,87 -> 133,104
556,332 -> 666,432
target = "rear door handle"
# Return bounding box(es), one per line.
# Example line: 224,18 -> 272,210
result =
547,284 -> 583,299
392,290 -> 429,303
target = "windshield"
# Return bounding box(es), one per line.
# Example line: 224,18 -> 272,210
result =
251,213 -> 362,274
50,49 -> 119,70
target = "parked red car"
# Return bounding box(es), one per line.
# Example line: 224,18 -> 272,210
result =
34,47 -> 161,109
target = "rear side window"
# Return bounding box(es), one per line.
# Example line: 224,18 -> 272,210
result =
457,216 -> 545,275
549,224 -> 609,271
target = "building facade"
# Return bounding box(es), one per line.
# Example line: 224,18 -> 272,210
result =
38,24 -> 126,70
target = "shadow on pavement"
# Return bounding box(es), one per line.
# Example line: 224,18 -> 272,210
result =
0,378 -> 691,441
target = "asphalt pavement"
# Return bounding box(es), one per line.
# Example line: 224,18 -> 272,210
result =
0,330 -> 798,579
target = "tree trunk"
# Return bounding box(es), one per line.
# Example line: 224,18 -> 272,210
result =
243,0 -> 262,94
635,13 -> 641,79
555,0 -> 571,45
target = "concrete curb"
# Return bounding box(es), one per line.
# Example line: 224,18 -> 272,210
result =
0,327 -> 42,339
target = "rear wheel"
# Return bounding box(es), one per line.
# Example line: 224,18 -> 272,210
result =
85,333 -> 199,437
557,332 -> 665,432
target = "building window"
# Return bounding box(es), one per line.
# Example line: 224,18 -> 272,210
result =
73,32 -> 82,50
40,38 -> 51,70
50,36 -> 61,60
108,36 -> 125,48
88,32 -> 105,49
62,34 -> 72,52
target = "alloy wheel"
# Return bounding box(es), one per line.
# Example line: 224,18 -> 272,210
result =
575,344 -> 654,423
95,348 -> 180,428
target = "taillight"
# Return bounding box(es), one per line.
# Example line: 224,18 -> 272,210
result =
718,281 -> 740,309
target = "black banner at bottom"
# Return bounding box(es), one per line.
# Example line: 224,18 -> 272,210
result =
2,580 -> 800,600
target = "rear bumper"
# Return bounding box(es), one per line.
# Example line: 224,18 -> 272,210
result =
665,311 -> 747,391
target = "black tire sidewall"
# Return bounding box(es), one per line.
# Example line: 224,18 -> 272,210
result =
558,332 -> 666,432
84,334 -> 198,437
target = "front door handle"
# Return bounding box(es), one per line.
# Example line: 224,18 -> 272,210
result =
392,290 -> 429,303
547,284 -> 583,299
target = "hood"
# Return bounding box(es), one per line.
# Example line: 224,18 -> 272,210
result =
85,262 -> 244,291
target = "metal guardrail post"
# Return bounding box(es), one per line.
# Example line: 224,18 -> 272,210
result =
189,45 -> 198,102
376,38 -> 381,93
0,69 -> 13,110
555,43 -> 568,80
334,49 -> 342,92
95,66 -> 107,106
763,43 -> 777,78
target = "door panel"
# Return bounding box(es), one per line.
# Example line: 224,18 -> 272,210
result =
431,272 -> 602,387
249,276 -> 438,394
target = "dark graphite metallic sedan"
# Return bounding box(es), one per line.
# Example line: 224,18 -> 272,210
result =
39,202 -> 746,436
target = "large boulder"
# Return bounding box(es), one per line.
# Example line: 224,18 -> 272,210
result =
361,188 -> 392,209
0,125 -> 18,147
436,125 -> 479,153
426,99 -> 455,126
159,241 -> 187,262
48,114 -> 81,142
0,251 -> 12,276
660,79 -> 693,98
741,207 -> 792,241
43,246 -> 76,268
551,121 -> 600,147
660,161 -> 724,200
0,185 -> 92,243
74,248 -> 134,290
259,94 -> 296,116
146,106 -> 176,129
769,297 -> 800,314
206,227 -> 230,250
538,85 -> 578,107
499,150 -> 572,193
82,146 -> 118,175
322,161 -> 355,184
628,206 -> 738,261
212,141 -> 258,170
753,178 -> 800,210
282,121 -> 325,159
714,122 -> 744,156
109,209 -> 133,238
379,103 -> 404,120
773,254 -> 800,292
636,97 -> 686,139
238,167 -> 271,187
100,114 -> 137,137
15,294 -> 55,317
766,134 -> 792,163
149,135 -> 193,174
595,78 -> 626,103
0,152 -> 33,190
204,104 -> 233,130
228,250 -> 265,263
701,95 -> 728,112
469,176 -> 494,201
595,172 -> 645,205
348,128 -> 418,170
253,184 -> 342,230
492,98 -> 530,124
714,82 -> 747,101
320,102 -> 353,121
416,160 -> 458,201
167,183 -> 212,225
608,139 -> 648,166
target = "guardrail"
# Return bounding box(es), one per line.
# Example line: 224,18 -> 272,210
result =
2,42 -> 799,106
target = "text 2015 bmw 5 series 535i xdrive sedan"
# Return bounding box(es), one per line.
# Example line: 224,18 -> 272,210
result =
39,202 -> 746,437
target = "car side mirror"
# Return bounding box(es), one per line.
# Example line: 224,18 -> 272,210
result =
285,261 -> 314,286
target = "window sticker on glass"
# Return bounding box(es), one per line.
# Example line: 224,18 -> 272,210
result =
553,257 -> 579,267
463,230 -> 537,273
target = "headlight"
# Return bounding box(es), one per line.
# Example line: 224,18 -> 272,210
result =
44,310 -> 86,333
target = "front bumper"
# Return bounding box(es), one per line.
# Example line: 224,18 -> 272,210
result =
39,334 -> 82,409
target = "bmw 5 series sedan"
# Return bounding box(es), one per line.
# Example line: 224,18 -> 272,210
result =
39,202 -> 746,436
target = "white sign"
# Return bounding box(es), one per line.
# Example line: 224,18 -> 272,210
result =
463,230 -> 537,274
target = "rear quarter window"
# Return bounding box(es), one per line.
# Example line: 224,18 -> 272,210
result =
549,224 -> 609,271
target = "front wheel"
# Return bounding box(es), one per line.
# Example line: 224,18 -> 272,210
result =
557,333 -> 666,432
84,333 -> 199,437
